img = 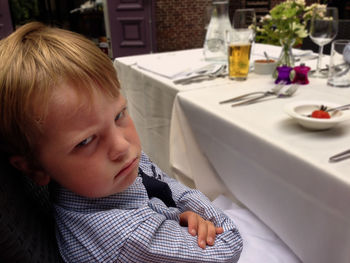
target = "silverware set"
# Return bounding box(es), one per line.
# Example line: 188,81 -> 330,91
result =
173,64 -> 226,85
219,83 -> 299,106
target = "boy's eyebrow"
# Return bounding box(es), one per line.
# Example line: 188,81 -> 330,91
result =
67,97 -> 126,147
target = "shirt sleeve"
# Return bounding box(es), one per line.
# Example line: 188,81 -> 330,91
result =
131,152 -> 244,262
56,201 -> 242,263
118,206 -> 242,263
140,152 -> 242,233
164,174 -> 238,229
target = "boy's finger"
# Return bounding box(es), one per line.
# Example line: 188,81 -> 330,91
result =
216,226 -> 224,234
197,219 -> 208,249
186,213 -> 198,236
206,222 -> 216,246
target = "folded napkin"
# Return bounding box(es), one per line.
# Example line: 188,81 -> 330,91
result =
136,49 -> 213,79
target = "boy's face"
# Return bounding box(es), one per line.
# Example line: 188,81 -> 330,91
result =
34,82 -> 141,198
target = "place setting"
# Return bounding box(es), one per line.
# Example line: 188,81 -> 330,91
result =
172,64 -> 227,85
219,4 -> 350,135
280,7 -> 350,134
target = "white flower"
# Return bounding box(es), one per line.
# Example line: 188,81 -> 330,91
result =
295,0 -> 306,6
262,14 -> 271,21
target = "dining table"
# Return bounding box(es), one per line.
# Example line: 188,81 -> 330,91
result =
113,43 -> 314,175
114,44 -> 350,263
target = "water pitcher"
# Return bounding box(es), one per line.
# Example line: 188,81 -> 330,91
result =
203,0 -> 233,62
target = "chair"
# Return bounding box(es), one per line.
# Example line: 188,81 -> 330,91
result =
301,19 -> 350,54
0,152 -> 63,262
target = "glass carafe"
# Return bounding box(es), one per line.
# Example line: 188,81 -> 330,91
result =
203,0 -> 233,63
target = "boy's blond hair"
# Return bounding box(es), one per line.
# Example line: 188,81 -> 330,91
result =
0,22 -> 120,158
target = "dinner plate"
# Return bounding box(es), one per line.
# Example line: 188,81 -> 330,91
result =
284,100 -> 350,130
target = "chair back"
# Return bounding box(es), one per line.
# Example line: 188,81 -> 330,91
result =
0,153 -> 62,262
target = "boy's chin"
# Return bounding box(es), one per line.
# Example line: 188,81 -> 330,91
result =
114,167 -> 139,192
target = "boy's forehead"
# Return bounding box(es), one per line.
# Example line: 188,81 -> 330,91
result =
45,84 -> 109,124
39,84 -> 123,142
49,82 -> 120,112
48,85 -> 90,117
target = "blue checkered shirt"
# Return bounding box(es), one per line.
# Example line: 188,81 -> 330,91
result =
52,152 -> 242,262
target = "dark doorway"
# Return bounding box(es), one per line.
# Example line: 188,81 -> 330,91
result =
106,0 -> 156,58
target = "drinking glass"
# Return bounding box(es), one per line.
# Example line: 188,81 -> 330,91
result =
309,7 -> 338,78
228,9 -> 256,80
233,8 -> 256,43
327,40 -> 350,87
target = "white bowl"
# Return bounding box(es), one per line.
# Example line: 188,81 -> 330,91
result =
284,100 -> 350,130
254,59 -> 277,75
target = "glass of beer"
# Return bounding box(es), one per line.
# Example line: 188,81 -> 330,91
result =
229,9 -> 256,80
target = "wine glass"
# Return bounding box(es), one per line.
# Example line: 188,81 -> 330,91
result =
309,7 -> 338,78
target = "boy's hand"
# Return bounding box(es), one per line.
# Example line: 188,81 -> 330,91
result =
179,211 -> 224,249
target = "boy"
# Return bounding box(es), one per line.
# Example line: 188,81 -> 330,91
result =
0,22 -> 242,262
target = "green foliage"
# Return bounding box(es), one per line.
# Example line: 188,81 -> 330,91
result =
255,0 -> 326,46
9,0 -> 40,25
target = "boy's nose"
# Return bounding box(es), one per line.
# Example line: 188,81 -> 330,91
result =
108,129 -> 129,161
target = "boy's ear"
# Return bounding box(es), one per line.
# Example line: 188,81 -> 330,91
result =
9,155 -> 50,186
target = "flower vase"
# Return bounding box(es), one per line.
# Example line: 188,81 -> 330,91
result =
273,38 -> 295,78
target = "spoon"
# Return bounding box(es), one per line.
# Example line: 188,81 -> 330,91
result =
264,51 -> 270,61
327,103 -> 350,113
305,103 -> 350,117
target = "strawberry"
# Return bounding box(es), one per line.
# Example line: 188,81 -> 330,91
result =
311,110 -> 331,119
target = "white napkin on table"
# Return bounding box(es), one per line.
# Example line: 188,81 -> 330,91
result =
136,50 -> 212,79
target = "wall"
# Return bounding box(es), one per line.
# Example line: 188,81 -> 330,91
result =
155,0 -> 209,52
154,0 -> 242,52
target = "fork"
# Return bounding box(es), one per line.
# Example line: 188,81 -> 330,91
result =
231,84 -> 298,107
219,82 -> 286,105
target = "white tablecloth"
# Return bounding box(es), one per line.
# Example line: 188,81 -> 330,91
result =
114,48 -> 230,175
114,44 -> 318,177
170,76 -> 350,263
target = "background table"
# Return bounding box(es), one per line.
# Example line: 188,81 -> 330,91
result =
170,76 -> 350,263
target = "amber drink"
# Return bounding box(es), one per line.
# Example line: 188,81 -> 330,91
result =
228,43 -> 252,80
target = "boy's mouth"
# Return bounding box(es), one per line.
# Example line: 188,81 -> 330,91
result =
115,157 -> 138,179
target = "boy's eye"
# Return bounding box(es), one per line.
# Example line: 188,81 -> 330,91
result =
76,136 -> 94,148
115,108 -> 127,122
